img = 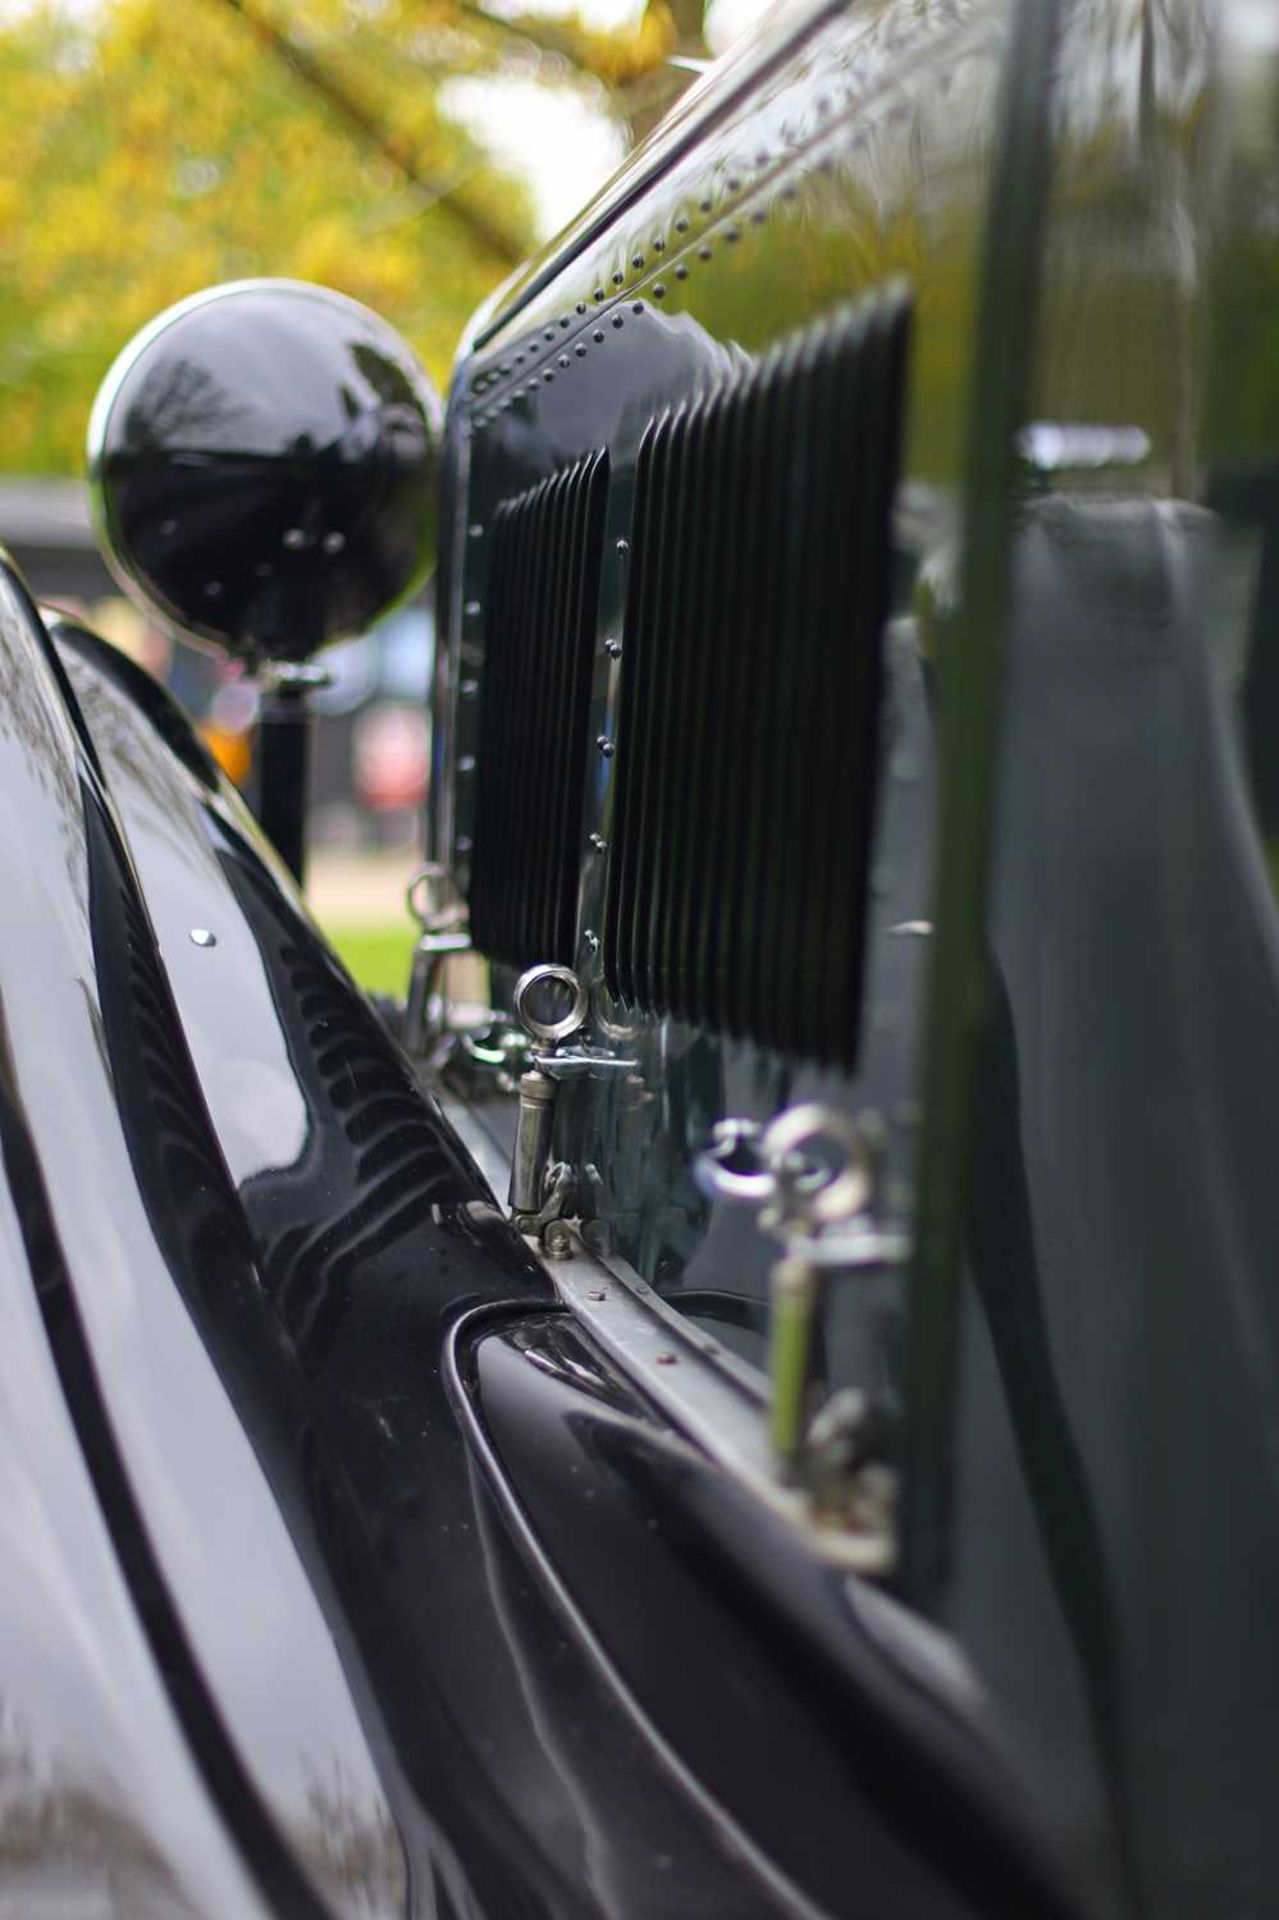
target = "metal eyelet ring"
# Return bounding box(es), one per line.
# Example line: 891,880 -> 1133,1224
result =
693,1118 -> 775,1204
513,963 -> 588,1046
760,1103 -> 871,1229
407,863 -> 465,933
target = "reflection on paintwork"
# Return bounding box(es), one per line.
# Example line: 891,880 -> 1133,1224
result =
0,565 -> 406,1916
57,635 -> 309,1186
441,0 -> 997,1398
90,281 -> 442,664
0,1082 -> 263,1916
948,9 -> 1279,1918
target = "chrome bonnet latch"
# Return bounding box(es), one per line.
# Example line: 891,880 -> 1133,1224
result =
509,963 -> 587,1230
509,963 -> 640,1246
403,863 -> 471,1056
697,1104 -> 909,1549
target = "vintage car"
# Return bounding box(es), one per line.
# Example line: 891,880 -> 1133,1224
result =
2,0 -> 1276,1913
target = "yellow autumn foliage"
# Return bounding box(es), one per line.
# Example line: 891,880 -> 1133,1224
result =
0,0 -> 691,474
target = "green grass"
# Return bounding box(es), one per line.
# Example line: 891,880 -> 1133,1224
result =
323,919 -> 415,998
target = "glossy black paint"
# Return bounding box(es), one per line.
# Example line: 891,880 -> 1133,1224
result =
88,280 -> 442,664
10,2 -> 1278,1917
466,1313 -> 1079,1920
434,3 -> 1279,1916
47,595 -> 1083,1918
0,558 -> 394,1917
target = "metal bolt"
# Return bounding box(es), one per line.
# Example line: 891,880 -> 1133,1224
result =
675,264 -> 688,280
655,1351 -> 678,1366
593,329 -> 605,344
596,735 -> 615,757
575,343 -> 587,357
612,315 -> 624,329
460,678 -> 479,697
583,929 -> 600,952
468,522 -> 483,539
615,539 -> 629,557
612,270 -> 625,285
675,216 -> 689,232
514,1213 -> 538,1235
604,637 -> 622,657
189,928 -> 217,948
653,235 -> 666,252
589,832 -> 608,852
558,354 -> 570,369
698,243 -> 712,261
458,755 -> 476,773
586,1288 -> 607,1302
322,531 -> 346,555
542,1220 -> 573,1259
632,252 -> 644,269
465,599 -> 481,618
653,283 -> 666,300
632,302 -> 643,315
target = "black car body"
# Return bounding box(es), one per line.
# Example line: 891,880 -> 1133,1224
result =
3,0 -> 1278,1914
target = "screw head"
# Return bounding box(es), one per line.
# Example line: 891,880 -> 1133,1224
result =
596,735 -> 615,757
655,1351 -> 678,1366
189,927 -> 217,948
604,637 -> 622,658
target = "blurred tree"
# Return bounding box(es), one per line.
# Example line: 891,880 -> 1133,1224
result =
0,0 -> 707,474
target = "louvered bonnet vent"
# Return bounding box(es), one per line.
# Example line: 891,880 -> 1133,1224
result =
468,450 -> 609,967
603,287 -> 911,1070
